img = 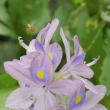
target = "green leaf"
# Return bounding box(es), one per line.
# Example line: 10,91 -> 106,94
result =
103,28 -> 110,53
67,0 -> 84,5
8,0 -> 51,38
0,74 -> 18,110
84,0 -> 99,15
53,6 -> 72,42
0,73 -> 17,88
0,4 -> 17,39
82,20 -> 106,51
70,7 -> 88,38
69,12 -> 105,50
0,23 -> 17,39
53,5 -> 86,43
101,11 -> 110,22
0,0 -> 7,4
100,28 -> 110,96
100,55 -> 110,96
0,5 -> 13,28
0,43 -> 17,74
100,95 -> 110,109
0,86 -> 18,110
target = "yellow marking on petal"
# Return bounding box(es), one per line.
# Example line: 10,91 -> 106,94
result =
75,94 -> 82,104
38,35 -> 41,42
78,47 -> 83,55
48,53 -> 53,60
37,69 -> 44,79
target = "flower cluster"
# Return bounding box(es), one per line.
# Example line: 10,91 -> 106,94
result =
4,19 -> 107,110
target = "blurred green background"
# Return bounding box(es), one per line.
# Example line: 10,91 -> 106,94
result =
0,0 -> 110,109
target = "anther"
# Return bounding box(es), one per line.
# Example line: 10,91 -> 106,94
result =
43,85 -> 45,88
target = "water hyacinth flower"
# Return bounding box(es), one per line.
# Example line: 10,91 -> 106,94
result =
4,18 -> 107,110
18,18 -> 62,70
4,54 -> 79,110
18,19 -> 97,93
56,28 -> 99,93
52,80 -> 107,110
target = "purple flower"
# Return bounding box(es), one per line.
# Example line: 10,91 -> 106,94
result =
4,54 -> 78,110
18,18 -> 62,70
56,28 -> 99,93
3,18 -> 107,110
52,80 -> 107,110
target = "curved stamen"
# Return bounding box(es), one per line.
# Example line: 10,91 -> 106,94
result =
18,36 -> 29,50
86,56 -> 100,66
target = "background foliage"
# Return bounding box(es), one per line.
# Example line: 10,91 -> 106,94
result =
0,0 -> 110,109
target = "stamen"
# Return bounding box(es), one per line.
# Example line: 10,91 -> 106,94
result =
86,56 -> 100,66
18,36 -> 29,50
